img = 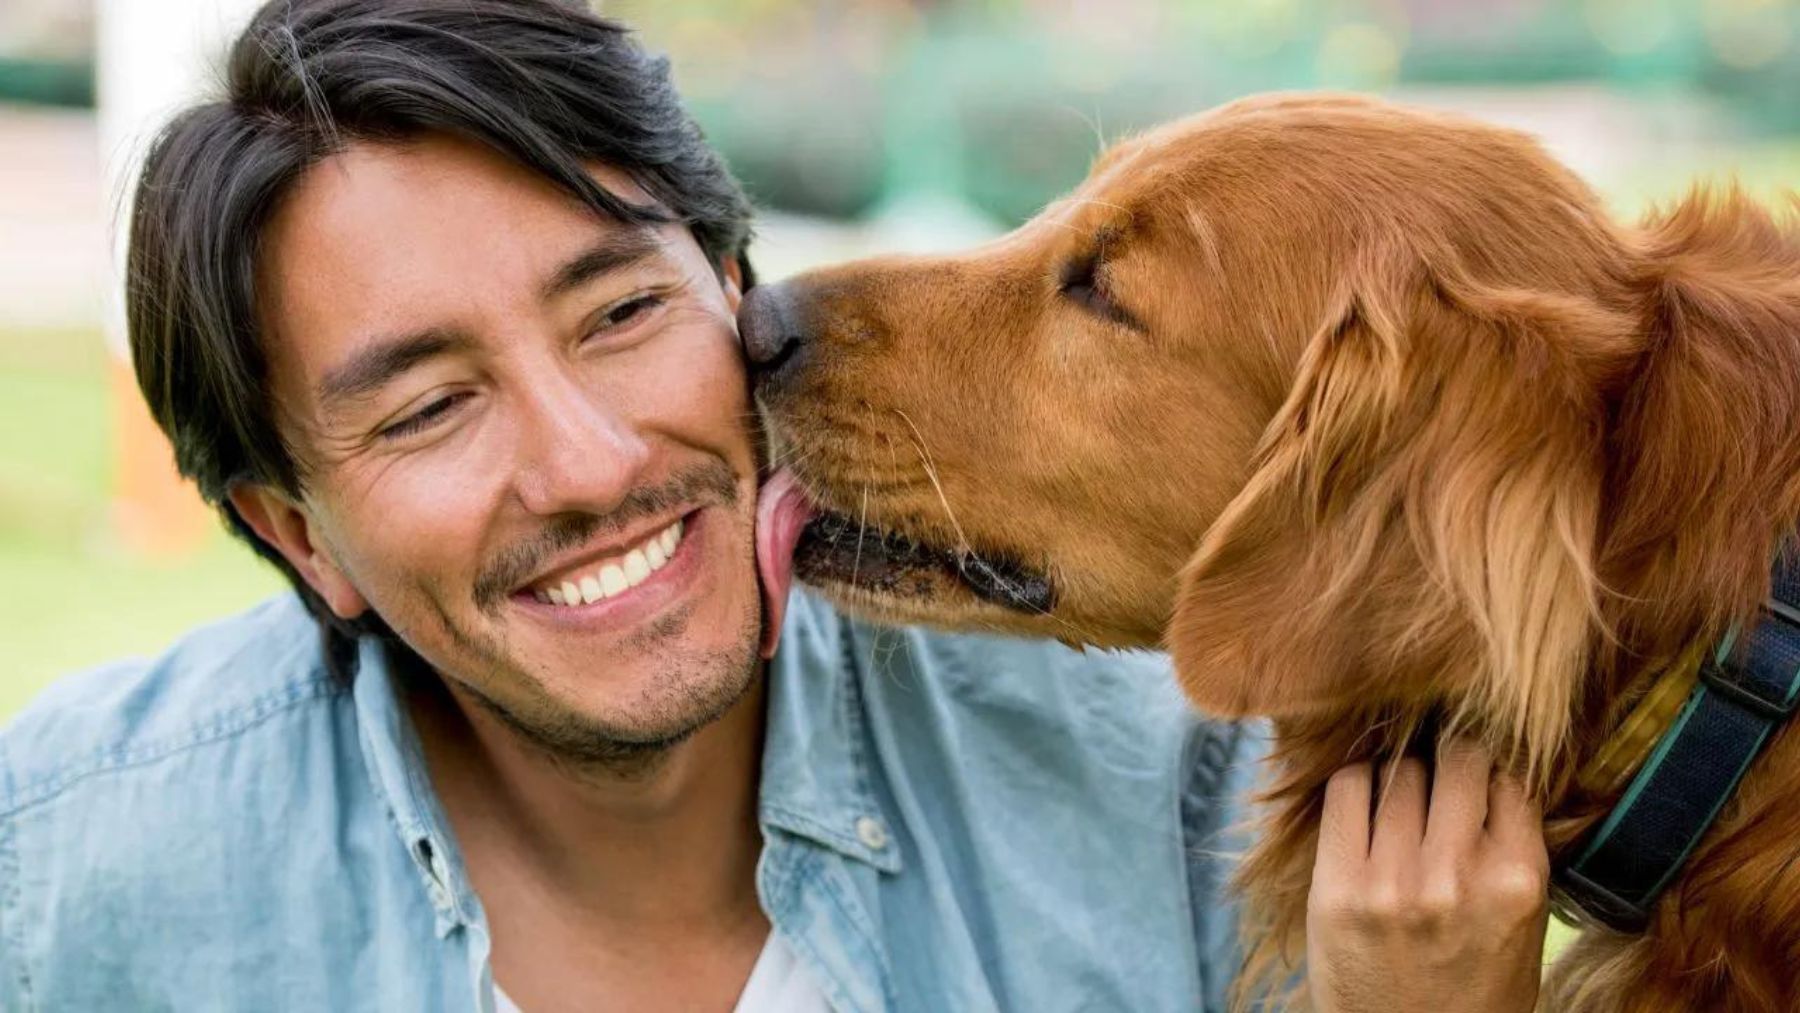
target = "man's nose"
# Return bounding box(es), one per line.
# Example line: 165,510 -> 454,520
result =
738,282 -> 808,387
513,374 -> 650,517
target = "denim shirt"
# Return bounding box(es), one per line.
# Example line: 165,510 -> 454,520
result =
0,590 -> 1266,1012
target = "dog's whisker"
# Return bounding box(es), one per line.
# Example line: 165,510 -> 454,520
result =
774,441 -> 814,468
1035,217 -> 1090,240
1052,103 -> 1110,161
768,442 -> 826,484
892,407 -> 1102,644
853,482 -> 870,589
1051,197 -> 1123,215
763,443 -> 801,472
891,407 -> 973,550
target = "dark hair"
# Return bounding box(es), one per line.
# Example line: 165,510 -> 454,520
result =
126,0 -> 755,671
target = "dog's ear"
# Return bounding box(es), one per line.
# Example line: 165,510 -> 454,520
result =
1600,188 -> 1800,661
1168,249 -> 1634,764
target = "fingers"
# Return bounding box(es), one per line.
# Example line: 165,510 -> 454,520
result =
1479,766 -> 1552,936
1315,761 -> 1374,875
1423,737 -> 1491,855
1368,757 -> 1428,871
1317,762 -> 1368,863
1311,762 -> 1373,930
1484,766 -> 1548,862
1314,742 -> 1548,911
1308,740 -> 1551,1013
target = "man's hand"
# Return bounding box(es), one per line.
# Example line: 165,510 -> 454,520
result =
1306,739 -> 1550,1013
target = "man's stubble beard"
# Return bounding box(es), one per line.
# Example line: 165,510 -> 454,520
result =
416,591 -> 764,781
327,456 -> 767,780
417,458 -> 766,778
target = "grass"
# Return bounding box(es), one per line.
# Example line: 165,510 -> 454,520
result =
0,329 -> 281,718
0,534 -> 283,716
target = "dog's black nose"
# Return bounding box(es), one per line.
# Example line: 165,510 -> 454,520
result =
738,283 -> 807,382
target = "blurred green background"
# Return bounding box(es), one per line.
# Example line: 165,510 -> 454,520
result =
1,0 -> 1796,727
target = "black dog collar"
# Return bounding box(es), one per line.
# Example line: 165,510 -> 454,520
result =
1555,547 -> 1800,932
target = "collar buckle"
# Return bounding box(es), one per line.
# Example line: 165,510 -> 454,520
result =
1554,865 -> 1650,933
1699,599 -> 1800,722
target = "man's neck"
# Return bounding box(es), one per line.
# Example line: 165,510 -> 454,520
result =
407,667 -> 769,932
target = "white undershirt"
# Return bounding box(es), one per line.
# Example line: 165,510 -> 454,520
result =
492,931 -> 832,1013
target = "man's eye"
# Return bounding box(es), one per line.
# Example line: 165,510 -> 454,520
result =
377,392 -> 469,441
595,293 -> 665,333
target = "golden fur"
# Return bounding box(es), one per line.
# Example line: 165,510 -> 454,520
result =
750,93 -> 1800,1010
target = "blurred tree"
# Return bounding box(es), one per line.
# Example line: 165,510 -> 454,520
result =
609,0 -> 1795,225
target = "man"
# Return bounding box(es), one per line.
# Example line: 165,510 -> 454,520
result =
0,2 -> 1548,1010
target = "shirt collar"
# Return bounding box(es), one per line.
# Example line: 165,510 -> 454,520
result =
347,588 -> 901,937
350,636 -> 481,937
757,590 -> 903,875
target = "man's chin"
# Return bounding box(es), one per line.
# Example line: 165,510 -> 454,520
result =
465,607 -> 764,773
477,693 -> 722,773
405,497 -> 766,772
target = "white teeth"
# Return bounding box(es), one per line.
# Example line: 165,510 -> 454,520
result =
599,564 -> 628,596
623,549 -> 651,585
534,589 -> 551,604
579,575 -> 604,604
536,517 -> 687,606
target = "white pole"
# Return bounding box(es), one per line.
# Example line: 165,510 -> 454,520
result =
96,0 -> 266,553
97,0 -> 266,355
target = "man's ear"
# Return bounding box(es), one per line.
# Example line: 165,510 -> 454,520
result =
227,482 -> 369,621
1167,256 -> 1632,768
721,256 -> 745,315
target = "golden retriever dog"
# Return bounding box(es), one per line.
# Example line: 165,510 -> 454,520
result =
740,93 -> 1800,1010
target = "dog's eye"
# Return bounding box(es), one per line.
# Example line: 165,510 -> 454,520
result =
1064,279 -> 1103,310
1059,256 -> 1105,306
1058,257 -> 1141,330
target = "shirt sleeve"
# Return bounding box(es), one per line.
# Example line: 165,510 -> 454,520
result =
1180,718 -> 1274,1012
0,749 -> 28,1011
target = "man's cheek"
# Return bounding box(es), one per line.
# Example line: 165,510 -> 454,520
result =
320,485 -> 486,616
640,346 -> 755,447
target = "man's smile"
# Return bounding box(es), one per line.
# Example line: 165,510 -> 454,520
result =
522,514 -> 687,606
505,506 -> 719,633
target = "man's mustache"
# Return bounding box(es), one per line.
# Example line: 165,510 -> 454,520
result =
472,460 -> 740,612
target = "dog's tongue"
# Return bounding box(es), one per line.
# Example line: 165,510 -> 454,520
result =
754,467 -> 816,659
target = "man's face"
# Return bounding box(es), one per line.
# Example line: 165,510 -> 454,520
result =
249,134 -> 760,752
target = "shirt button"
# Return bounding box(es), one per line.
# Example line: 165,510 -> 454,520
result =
855,815 -> 889,850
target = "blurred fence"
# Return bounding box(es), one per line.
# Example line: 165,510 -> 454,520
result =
606,0 -> 1800,225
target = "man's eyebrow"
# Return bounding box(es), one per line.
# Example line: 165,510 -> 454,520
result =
539,226 -> 664,302
315,327 -> 472,410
